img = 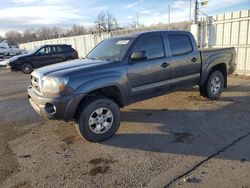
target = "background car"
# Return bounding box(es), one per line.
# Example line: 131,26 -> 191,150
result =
0,46 -> 24,56
7,44 -> 79,74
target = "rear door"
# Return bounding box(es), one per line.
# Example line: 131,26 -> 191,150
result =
49,46 -> 66,63
167,33 -> 201,89
127,34 -> 171,102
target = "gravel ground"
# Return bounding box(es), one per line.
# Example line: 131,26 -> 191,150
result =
0,68 -> 249,188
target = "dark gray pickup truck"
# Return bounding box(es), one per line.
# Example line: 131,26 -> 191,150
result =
28,30 -> 236,142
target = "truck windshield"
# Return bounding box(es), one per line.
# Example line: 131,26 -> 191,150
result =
87,38 -> 133,61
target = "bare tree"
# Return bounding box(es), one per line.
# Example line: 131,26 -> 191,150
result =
50,27 -> 62,38
95,12 -> 119,32
0,35 -> 4,42
5,31 -> 22,45
129,19 -> 143,29
107,12 -> 119,31
96,12 -> 107,32
22,29 -> 37,42
36,27 -> 50,40
66,24 -> 87,36
35,27 -> 62,40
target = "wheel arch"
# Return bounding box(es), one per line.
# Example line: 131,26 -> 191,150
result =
74,85 -> 124,120
19,61 -> 34,69
200,63 -> 227,88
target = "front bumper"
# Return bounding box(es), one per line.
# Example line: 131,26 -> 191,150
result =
27,85 -> 84,121
8,62 -> 20,71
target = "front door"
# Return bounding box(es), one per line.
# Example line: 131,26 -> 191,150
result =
33,46 -> 54,67
127,35 -> 171,102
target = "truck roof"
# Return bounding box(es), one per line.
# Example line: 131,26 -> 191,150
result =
112,30 -> 191,39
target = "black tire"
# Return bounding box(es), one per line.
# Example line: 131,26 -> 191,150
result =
75,96 -> 121,142
20,63 -> 33,74
199,70 -> 224,100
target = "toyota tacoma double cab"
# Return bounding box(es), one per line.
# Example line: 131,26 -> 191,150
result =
28,31 -> 236,142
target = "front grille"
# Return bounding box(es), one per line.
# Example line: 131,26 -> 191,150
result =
31,75 -> 41,93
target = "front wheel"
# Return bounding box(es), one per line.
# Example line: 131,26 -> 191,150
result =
20,63 -> 33,74
199,70 -> 224,100
75,97 -> 121,142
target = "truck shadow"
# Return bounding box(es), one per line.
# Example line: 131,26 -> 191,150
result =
103,89 -> 250,161
182,84 -> 250,93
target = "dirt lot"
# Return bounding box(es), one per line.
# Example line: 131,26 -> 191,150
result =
0,68 -> 250,188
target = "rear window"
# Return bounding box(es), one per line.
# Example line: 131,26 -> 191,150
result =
168,34 -> 193,56
61,45 -> 72,52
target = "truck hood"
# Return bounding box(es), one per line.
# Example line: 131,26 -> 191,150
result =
32,58 -> 113,78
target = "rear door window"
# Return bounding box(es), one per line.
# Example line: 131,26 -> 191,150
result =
56,46 -> 63,52
50,46 -> 58,54
168,34 -> 193,56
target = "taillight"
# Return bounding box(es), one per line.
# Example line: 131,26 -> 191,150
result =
75,51 -> 79,58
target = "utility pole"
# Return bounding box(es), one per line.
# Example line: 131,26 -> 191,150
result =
168,4 -> 171,26
98,23 -> 101,37
193,0 -> 198,24
189,0 -> 192,24
190,0 -> 199,45
136,12 -> 139,28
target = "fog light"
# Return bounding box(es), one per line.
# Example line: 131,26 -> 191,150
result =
45,103 -> 56,114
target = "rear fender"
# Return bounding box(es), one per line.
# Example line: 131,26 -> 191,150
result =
200,58 -> 229,86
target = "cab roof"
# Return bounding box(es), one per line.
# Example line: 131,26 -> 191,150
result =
112,30 -> 191,39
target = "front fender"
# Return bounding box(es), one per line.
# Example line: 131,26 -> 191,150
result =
74,75 -> 129,105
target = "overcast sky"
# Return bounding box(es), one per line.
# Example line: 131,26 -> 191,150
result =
0,0 -> 249,36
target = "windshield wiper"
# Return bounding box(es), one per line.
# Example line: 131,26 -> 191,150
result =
86,57 -> 98,60
99,57 -> 116,61
87,56 -> 116,61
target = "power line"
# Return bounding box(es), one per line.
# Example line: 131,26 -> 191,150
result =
198,9 -> 216,21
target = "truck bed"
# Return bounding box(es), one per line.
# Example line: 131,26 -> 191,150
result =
199,47 -> 236,75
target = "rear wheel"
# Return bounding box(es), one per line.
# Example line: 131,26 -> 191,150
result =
199,70 -> 224,100
20,63 -> 33,74
75,96 -> 121,142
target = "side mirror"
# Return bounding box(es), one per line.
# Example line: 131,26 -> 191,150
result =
131,51 -> 147,62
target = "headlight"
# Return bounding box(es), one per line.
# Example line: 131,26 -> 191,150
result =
8,57 -> 18,66
9,57 -> 18,62
41,77 -> 68,96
